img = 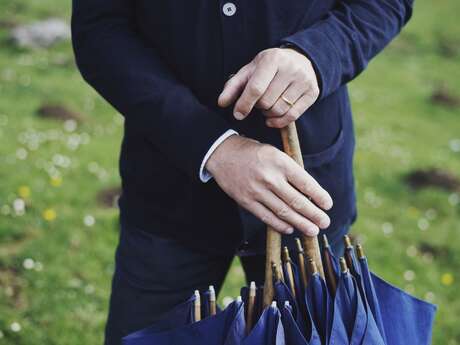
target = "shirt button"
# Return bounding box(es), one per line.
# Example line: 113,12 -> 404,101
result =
222,2 -> 237,16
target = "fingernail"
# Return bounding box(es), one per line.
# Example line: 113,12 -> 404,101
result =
308,226 -> 319,236
234,112 -> 244,120
319,217 -> 330,229
324,197 -> 333,210
286,227 -> 294,234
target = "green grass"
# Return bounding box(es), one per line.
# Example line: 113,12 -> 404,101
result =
0,0 -> 459,344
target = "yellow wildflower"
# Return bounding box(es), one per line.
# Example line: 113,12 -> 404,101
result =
50,176 -> 62,187
441,273 -> 454,286
42,208 -> 57,222
18,185 -> 31,199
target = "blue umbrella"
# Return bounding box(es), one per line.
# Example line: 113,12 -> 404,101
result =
274,275 -> 321,344
122,294 -> 245,345
242,302 -> 285,345
122,123 -> 436,345
357,246 -> 437,345
331,259 -> 367,345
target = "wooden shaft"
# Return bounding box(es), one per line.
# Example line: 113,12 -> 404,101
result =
295,238 -> 308,289
282,247 -> 296,298
343,235 -> 357,275
281,124 -> 325,279
194,290 -> 201,322
209,285 -> 217,316
322,235 -> 338,294
263,123 -> 325,306
263,227 -> 282,307
246,281 -> 256,334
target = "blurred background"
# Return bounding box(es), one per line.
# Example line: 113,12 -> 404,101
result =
0,0 -> 459,344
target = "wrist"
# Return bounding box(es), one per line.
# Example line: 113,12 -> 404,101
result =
206,135 -> 256,176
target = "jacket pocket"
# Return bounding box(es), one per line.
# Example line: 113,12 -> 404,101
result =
302,126 -> 345,168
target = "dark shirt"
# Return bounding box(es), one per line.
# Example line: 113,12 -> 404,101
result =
71,0 -> 413,254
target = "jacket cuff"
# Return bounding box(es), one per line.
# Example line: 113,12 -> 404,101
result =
280,25 -> 342,100
199,129 -> 238,183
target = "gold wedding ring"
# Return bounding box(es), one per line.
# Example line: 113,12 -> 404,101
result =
281,95 -> 294,107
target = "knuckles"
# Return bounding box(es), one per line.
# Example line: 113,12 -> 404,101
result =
247,83 -> 265,98
257,98 -> 273,111
310,84 -> 320,99
275,205 -> 290,219
288,196 -> 304,212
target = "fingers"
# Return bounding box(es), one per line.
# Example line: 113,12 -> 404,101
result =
263,81 -> 305,118
285,160 -> 333,211
257,189 -> 320,236
255,73 -> 291,111
274,180 -> 331,229
232,59 -> 278,120
266,92 -> 315,128
245,200 -> 294,235
218,64 -> 253,108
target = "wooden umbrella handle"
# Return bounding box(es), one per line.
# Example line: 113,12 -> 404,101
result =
263,123 -> 325,307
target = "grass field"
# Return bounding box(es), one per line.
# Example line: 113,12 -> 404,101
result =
0,1 -> 459,344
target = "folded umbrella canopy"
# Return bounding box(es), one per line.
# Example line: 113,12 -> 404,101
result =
123,292 -> 245,345
123,123 -> 437,345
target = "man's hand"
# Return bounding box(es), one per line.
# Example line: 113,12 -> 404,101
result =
218,48 -> 319,128
206,135 -> 332,236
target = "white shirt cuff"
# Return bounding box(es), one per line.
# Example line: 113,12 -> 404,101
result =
199,129 -> 238,183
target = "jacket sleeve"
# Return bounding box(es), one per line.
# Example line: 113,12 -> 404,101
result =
281,0 -> 413,99
71,0 -> 232,181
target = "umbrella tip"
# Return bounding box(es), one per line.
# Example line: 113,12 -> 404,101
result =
271,262 -> 282,282
339,257 -> 349,273
194,290 -> 201,301
209,285 -> 216,301
271,301 -> 277,309
284,300 -> 291,308
236,295 -> 242,302
307,258 -> 318,275
295,238 -> 304,253
343,235 -> 352,248
194,290 -> 201,322
322,234 -> 330,247
249,281 -> 256,297
282,246 -> 290,262
356,244 -> 365,259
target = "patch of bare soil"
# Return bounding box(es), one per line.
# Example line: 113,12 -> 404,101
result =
0,19 -> 18,29
96,186 -> 121,208
418,242 -> 448,257
36,103 -> 84,122
404,168 -> 460,192
0,266 -> 28,310
430,87 -> 460,109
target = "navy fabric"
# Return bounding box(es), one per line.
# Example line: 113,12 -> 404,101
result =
280,261 -> 318,340
241,286 -> 265,329
357,257 -> 387,342
349,264 -> 385,344
274,281 -> 320,344
71,0 -> 413,253
122,299 -> 245,345
305,273 -> 332,344
122,255 -> 436,345
371,273 -> 437,345
242,305 -> 285,345
281,262 -> 305,316
105,221 -> 269,345
331,272 -> 367,345
280,303 -> 321,345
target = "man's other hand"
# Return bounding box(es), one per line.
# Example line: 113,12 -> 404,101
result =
205,135 -> 332,236
218,48 -> 319,128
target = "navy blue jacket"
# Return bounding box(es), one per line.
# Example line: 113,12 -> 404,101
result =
71,0 -> 412,254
